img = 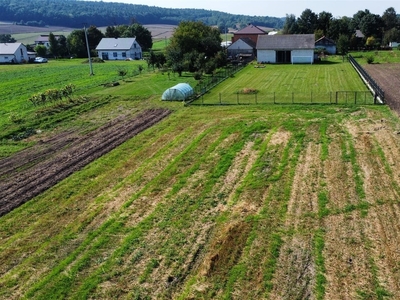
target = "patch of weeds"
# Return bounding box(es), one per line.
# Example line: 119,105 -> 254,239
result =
139,258 -> 160,283
318,191 -> 330,218
263,233 -> 283,293
319,119 -> 329,161
314,228 -> 327,300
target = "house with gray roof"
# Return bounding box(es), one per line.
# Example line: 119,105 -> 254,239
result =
96,38 -> 142,60
256,34 -> 315,64
227,37 -> 257,61
0,43 -> 28,63
315,36 -> 336,55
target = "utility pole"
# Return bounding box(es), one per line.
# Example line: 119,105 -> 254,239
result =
83,24 -> 94,76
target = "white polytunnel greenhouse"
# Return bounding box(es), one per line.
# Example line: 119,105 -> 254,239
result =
161,83 -> 194,101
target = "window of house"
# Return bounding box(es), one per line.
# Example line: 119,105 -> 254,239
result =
20,48 -> 23,56
134,43 -> 136,48
122,52 -> 126,57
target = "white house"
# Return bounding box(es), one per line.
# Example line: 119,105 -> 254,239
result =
96,38 -> 142,60
256,34 -> 315,64
0,43 -> 29,63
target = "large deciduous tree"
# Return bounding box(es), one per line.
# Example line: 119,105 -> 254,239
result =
165,21 -> 223,76
67,26 -> 104,58
0,34 -> 16,43
105,23 -> 152,50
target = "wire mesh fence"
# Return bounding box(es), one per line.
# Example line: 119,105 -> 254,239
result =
189,91 -> 376,106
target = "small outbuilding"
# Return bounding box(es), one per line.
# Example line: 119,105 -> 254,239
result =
256,34 -> 315,64
227,37 -> 256,61
315,36 -> 336,54
161,83 -> 194,101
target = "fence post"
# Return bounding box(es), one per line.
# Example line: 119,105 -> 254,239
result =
311,91 -> 313,104
274,92 -> 276,104
237,92 -> 239,104
219,93 -> 222,105
354,92 -> 357,104
336,91 -> 338,104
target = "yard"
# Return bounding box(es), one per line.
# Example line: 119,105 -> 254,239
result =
1,54 -> 400,299
193,56 -> 374,105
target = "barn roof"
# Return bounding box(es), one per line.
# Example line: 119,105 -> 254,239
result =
256,34 -> 315,50
235,24 -> 266,35
228,37 -> 257,49
315,36 -> 336,46
96,38 -> 139,50
0,43 -> 24,54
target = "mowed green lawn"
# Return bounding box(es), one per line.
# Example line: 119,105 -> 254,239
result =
197,56 -> 372,105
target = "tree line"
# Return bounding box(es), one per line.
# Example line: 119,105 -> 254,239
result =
283,7 -> 400,53
0,0 -> 284,30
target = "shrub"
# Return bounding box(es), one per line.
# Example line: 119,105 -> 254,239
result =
366,55 -> 375,64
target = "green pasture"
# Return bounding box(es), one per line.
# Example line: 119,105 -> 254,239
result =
352,49 -> 400,65
194,56 -> 373,105
0,59 -> 196,156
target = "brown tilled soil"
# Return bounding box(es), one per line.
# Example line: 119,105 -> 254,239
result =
0,108 -> 171,217
364,63 -> 400,114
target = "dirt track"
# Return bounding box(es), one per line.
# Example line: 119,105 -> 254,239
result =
0,108 -> 171,217
364,63 -> 400,114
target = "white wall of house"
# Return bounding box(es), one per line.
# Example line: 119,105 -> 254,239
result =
257,50 -> 276,63
390,42 -> 399,48
291,50 -> 314,64
0,44 -> 28,63
98,49 -> 142,60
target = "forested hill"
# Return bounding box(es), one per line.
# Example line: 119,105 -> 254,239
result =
0,0 -> 284,29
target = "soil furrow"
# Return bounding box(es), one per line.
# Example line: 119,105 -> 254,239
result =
0,109 -> 171,217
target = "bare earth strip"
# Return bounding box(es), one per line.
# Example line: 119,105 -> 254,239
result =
324,212 -> 374,299
270,124 -> 322,300
364,63 -> 400,114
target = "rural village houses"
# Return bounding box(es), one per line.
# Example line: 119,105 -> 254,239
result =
96,37 -> 142,60
0,42 -> 29,63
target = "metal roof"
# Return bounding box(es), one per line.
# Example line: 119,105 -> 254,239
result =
256,34 -> 315,50
0,43 -> 24,55
96,38 -> 139,50
235,24 -> 266,35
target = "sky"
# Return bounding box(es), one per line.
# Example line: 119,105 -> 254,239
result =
85,0 -> 399,18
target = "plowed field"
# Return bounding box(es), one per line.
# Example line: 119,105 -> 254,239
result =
0,108 -> 171,216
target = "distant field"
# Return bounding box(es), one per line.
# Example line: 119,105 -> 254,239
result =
1,23 -> 176,44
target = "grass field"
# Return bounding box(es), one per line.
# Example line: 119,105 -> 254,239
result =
193,56 -> 373,105
0,59 -> 196,155
1,55 -> 400,299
